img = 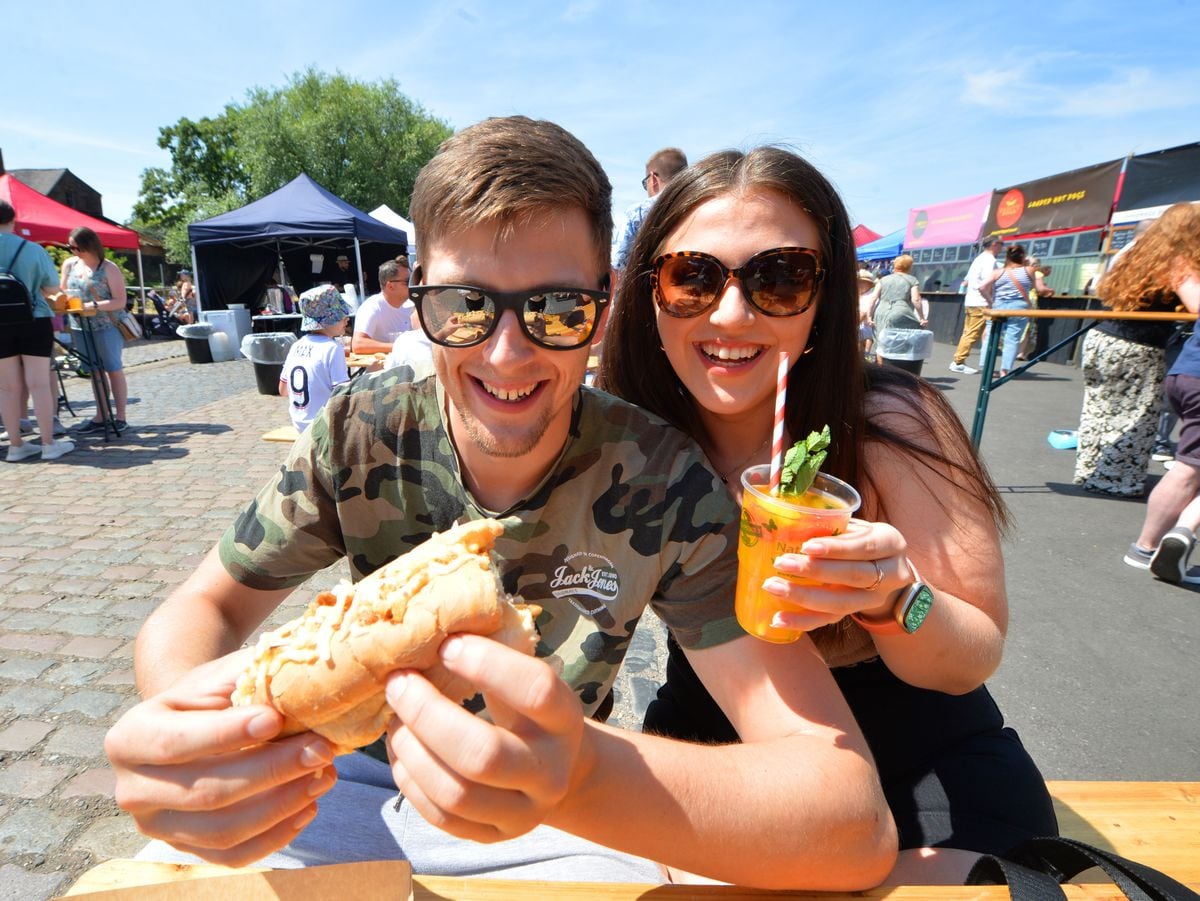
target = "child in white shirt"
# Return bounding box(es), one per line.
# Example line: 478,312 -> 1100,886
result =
278,285 -> 351,433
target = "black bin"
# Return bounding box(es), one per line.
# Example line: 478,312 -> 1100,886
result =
242,332 -> 297,396
177,324 -> 215,364
184,337 -> 214,364
254,362 -> 284,395
881,357 -> 924,376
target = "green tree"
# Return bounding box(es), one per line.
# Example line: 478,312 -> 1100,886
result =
133,71 -> 449,264
130,112 -> 247,241
236,68 -> 448,214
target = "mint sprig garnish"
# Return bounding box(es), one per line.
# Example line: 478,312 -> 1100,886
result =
778,426 -> 831,497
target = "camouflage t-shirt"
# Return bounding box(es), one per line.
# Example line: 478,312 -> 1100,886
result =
219,369 -> 744,718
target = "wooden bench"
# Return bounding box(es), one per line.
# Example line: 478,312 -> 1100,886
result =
64,781 -> 1199,898
1046,780 -> 1198,885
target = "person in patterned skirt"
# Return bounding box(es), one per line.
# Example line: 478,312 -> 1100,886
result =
1076,215 -> 1186,497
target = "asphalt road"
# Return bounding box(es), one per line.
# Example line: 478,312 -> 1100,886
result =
919,340 -> 1198,781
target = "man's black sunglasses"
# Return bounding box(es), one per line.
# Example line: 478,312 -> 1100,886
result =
410,270 -> 610,350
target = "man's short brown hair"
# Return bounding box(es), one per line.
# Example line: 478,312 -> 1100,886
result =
410,116 -> 612,275
646,147 -> 688,180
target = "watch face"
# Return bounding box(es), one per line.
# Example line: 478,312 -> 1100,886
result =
901,584 -> 934,633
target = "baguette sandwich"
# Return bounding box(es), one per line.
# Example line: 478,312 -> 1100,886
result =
231,519 -> 539,754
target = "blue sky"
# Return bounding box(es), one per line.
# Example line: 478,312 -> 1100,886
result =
4,1 -> 1196,236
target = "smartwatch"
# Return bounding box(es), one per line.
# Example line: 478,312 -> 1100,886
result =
850,563 -> 934,635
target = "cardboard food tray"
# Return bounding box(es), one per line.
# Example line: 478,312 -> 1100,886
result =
62,860 -> 413,900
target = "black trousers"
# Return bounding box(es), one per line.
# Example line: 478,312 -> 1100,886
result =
644,637 -> 1058,854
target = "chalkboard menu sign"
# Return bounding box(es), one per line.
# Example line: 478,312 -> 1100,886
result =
1031,239 -> 1052,258
932,247 -> 944,262
1108,226 -> 1137,253
1052,235 -> 1077,257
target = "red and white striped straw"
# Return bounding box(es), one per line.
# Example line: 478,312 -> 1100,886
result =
768,351 -> 789,493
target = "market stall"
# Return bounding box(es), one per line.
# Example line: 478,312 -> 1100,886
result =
187,174 -> 408,311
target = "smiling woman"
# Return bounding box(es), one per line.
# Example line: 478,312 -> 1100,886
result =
599,146 -> 1058,883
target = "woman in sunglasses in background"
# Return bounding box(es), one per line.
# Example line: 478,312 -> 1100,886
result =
598,147 -> 1056,882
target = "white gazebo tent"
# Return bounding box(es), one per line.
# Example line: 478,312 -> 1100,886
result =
369,205 -> 417,259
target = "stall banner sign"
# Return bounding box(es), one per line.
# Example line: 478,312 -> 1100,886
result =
905,193 -> 992,249
1111,141 -> 1200,224
982,159 -> 1122,239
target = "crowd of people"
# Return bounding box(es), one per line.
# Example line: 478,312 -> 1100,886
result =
4,114 -> 1195,889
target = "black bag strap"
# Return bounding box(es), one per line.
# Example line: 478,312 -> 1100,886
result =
968,836 -> 1199,901
2,239 -> 28,274
967,853 -> 1068,899
1006,267 -> 1031,301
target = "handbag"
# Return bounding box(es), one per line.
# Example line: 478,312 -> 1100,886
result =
966,836 -> 1199,901
109,309 -> 144,343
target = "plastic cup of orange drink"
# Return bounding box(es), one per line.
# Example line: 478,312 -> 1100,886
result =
67,296 -> 83,312
736,463 -> 861,643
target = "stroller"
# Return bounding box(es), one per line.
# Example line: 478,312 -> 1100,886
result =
145,290 -> 186,338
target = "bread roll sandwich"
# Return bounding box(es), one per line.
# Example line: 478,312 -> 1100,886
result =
231,519 -> 539,754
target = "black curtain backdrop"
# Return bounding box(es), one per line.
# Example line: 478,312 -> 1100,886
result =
1117,142 -> 1200,212
197,240 -> 405,311
279,242 -> 403,299
194,245 -> 277,310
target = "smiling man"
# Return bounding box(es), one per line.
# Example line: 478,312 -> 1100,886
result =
105,117 -> 895,889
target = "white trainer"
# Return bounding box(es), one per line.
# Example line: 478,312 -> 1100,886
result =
6,441 -> 42,462
948,362 -> 979,374
41,439 -> 76,461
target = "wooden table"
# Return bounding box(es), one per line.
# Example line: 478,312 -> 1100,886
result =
972,309 -> 1196,448
347,352 -> 387,373
63,782 -> 1199,899
62,862 -> 1182,899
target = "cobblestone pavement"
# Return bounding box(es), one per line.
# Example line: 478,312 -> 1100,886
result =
0,338 -> 666,899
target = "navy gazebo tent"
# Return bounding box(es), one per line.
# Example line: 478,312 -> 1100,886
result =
188,174 -> 408,310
